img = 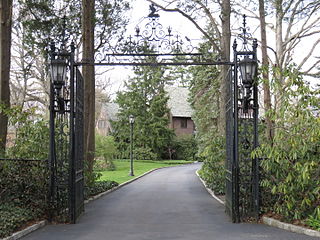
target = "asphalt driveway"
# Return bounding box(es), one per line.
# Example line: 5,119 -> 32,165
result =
22,163 -> 317,240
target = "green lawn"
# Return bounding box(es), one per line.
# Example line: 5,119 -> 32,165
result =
97,159 -> 194,184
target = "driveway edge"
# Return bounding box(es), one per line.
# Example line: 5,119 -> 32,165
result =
1,220 -> 47,240
196,169 -> 320,238
262,217 -> 320,238
85,162 -> 197,204
84,167 -> 167,204
195,170 -> 225,205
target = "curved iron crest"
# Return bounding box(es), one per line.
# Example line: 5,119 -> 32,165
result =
236,14 -> 257,52
94,4 -> 199,64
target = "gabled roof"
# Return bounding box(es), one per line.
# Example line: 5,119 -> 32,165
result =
102,102 -> 119,121
102,86 -> 193,120
165,86 -> 193,118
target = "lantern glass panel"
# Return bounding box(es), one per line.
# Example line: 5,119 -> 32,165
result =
239,57 -> 256,87
51,59 -> 67,85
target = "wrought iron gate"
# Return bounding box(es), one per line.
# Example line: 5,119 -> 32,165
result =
48,8 -> 259,224
225,65 -> 238,222
49,43 -> 84,223
70,67 -> 85,223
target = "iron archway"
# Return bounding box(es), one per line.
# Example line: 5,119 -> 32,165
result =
48,8 -> 259,223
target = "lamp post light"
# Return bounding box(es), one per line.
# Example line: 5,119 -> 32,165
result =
239,56 -> 257,96
238,56 -> 258,113
239,56 -> 257,90
50,57 -> 68,113
129,115 -> 135,176
50,58 -> 67,92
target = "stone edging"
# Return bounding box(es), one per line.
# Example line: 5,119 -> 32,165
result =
1,220 -> 47,240
262,217 -> 320,238
195,170 -> 225,205
195,170 -> 320,238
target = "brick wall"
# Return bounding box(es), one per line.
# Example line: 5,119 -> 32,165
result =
171,117 -> 194,136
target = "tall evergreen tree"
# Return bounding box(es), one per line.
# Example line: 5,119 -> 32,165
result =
113,61 -> 173,160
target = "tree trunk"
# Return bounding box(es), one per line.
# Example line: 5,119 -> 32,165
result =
259,0 -> 273,141
0,0 -> 12,155
274,0 -> 284,111
219,0 -> 231,136
82,0 -> 95,181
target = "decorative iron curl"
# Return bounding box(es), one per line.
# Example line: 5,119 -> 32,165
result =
237,14 -> 253,51
94,5 -> 195,61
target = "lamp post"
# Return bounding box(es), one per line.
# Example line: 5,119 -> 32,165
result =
129,115 -> 135,176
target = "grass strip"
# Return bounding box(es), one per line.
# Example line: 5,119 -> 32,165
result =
97,160 -> 193,184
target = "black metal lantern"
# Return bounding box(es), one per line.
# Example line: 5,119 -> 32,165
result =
239,56 -> 257,89
129,115 -> 135,124
50,58 -> 67,90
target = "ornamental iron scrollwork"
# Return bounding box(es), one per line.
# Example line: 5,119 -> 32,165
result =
94,4 -> 197,64
237,14 -> 254,52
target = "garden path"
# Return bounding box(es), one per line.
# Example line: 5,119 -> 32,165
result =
23,163 -> 318,240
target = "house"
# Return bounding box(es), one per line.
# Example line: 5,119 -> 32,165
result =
165,86 -> 195,136
96,102 -> 119,136
96,86 -> 195,136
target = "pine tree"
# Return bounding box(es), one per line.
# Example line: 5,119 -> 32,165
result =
113,61 -> 173,160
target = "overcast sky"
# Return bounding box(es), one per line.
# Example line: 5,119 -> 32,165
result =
97,0 -> 203,99
99,0 -> 319,100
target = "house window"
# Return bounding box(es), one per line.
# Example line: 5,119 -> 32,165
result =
98,120 -> 106,129
180,118 -> 187,128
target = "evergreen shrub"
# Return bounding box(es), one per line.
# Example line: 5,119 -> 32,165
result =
0,106 -> 49,238
133,147 -> 157,160
95,134 -> 118,171
168,135 -> 197,160
198,133 -> 225,195
84,180 -> 119,199
254,67 -> 320,222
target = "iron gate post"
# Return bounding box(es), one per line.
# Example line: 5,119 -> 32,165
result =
252,39 -> 260,219
230,15 -> 260,221
233,39 -> 240,223
48,41 -> 84,223
48,42 -> 56,222
69,41 -> 76,223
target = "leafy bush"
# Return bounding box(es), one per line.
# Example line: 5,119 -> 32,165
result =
0,160 -> 48,238
133,147 -> 157,160
84,180 -> 119,199
2,106 -> 49,160
0,203 -> 43,238
0,106 -> 49,238
198,133 -> 225,195
254,67 -> 320,221
306,215 -> 320,231
168,135 -> 197,160
95,134 -> 118,171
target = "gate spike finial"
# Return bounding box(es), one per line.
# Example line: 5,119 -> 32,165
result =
243,14 -> 246,29
148,4 -> 160,18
